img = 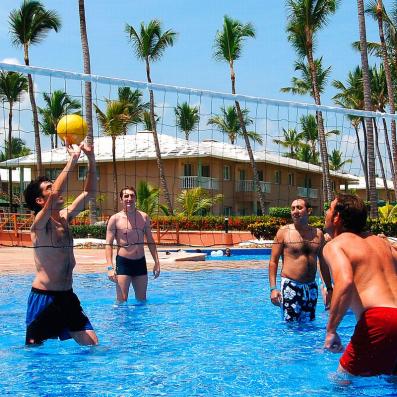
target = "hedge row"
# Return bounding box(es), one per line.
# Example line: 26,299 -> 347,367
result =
70,217 -> 397,239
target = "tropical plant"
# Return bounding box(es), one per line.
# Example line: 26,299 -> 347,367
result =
357,0 -> 378,217
136,180 -> 169,217
142,110 -> 160,131
286,0 -> 339,202
273,128 -> 303,158
118,87 -> 148,134
94,100 -> 134,212
175,102 -> 200,140
328,149 -> 352,171
0,137 -> 31,161
38,90 -> 81,148
213,15 -> 266,214
9,0 -> 61,175
0,71 -> 28,212
176,187 -> 223,217
281,57 -> 331,96
208,105 -> 262,145
378,202 -> 397,221
125,19 -> 177,214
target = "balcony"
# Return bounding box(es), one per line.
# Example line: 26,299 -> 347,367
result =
180,176 -> 219,190
297,186 -> 318,199
235,180 -> 271,193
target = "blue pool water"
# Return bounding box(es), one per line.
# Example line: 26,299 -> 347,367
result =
0,270 -> 395,396
186,248 -> 271,261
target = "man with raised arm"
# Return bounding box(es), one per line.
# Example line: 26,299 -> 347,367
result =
323,194 -> 397,376
23,142 -> 98,346
269,198 -> 333,322
105,186 -> 160,302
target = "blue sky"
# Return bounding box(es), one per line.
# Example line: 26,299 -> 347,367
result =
0,0 -> 394,177
0,0 -> 390,104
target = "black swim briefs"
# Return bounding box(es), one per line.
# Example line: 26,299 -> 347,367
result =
25,288 -> 93,345
116,255 -> 147,277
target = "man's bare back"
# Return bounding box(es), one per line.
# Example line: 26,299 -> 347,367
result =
325,232 -> 397,319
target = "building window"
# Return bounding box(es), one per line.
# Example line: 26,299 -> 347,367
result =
288,173 -> 295,186
257,170 -> 264,181
239,169 -> 246,181
45,168 -> 62,180
78,165 -> 100,181
304,176 -> 312,188
223,165 -> 231,181
331,180 -> 336,191
223,206 -> 232,216
184,163 -> 193,176
201,165 -> 210,177
274,170 -> 281,185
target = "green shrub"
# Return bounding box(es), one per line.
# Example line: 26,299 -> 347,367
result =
268,207 -> 291,218
71,224 -> 106,239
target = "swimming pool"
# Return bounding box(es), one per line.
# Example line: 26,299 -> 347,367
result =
0,271 -> 394,396
186,248 -> 271,261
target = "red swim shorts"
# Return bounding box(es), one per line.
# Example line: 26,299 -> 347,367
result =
340,307 -> 397,376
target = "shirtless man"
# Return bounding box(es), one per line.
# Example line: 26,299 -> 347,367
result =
323,194 -> 397,376
269,198 -> 333,322
106,186 -> 160,302
23,143 -> 98,346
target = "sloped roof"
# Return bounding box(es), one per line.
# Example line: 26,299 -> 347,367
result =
341,176 -> 394,190
0,132 -> 358,181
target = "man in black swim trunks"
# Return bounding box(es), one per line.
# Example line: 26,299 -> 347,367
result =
23,142 -> 98,345
105,186 -> 161,302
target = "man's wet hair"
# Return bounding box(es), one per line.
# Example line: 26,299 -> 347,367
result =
24,176 -> 52,214
334,194 -> 367,233
294,198 -> 312,209
119,186 -> 137,199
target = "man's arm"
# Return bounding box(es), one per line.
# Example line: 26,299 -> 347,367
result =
62,142 -> 96,222
318,232 -> 333,309
323,241 -> 354,352
105,216 -> 117,282
144,214 -> 160,279
269,228 -> 284,306
32,145 -> 81,230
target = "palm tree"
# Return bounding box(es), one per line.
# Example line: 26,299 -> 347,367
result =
118,87 -> 148,134
175,102 -> 200,140
0,137 -> 31,161
332,67 -> 369,198
142,110 -> 160,131
136,180 -> 169,217
38,90 -> 81,148
208,106 -> 262,145
176,187 -> 223,217
94,100 -> 134,212
357,0 -> 378,217
286,0 -> 339,203
0,71 -> 28,212
9,0 -> 61,176
125,19 -> 177,214
213,16 -> 266,214
273,128 -> 303,158
281,57 -> 331,96
329,149 -> 352,171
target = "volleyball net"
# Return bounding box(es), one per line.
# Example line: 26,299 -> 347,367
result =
0,62 -> 396,247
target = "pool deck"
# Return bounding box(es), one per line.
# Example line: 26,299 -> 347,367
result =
0,246 -> 267,275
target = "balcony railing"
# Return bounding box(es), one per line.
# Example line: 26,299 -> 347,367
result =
180,176 -> 219,190
235,180 -> 271,193
297,186 -> 318,199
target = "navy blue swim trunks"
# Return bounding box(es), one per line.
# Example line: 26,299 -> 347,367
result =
116,255 -> 147,277
25,287 -> 93,345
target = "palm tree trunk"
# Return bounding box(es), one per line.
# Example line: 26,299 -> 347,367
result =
306,49 -> 332,203
373,120 -> 390,201
361,119 -> 370,201
377,0 -> 397,201
112,136 -> 118,213
79,0 -> 97,224
358,0 -> 378,217
145,58 -> 174,215
8,105 -> 13,213
24,45 -> 42,176
229,61 -> 266,215
354,124 -> 369,199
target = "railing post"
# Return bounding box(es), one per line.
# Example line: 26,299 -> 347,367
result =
176,221 -> 179,245
12,214 -> 17,237
157,218 -> 160,244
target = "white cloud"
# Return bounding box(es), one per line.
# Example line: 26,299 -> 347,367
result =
1,58 -> 21,65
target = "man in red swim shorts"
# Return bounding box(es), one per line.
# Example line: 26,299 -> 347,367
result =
323,194 -> 397,376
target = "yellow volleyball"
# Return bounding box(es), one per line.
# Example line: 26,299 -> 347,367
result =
56,114 -> 88,145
